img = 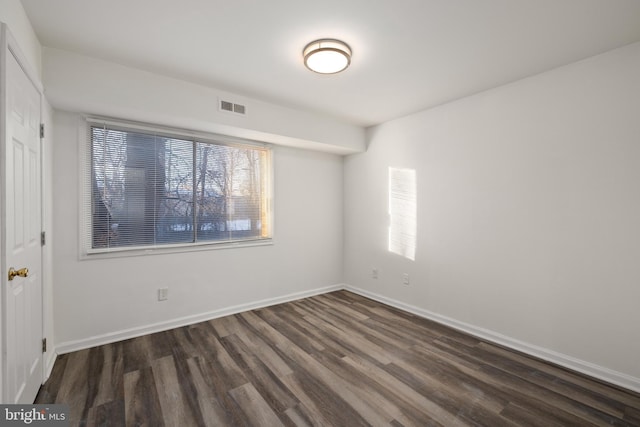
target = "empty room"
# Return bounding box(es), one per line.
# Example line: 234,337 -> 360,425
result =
1,0 -> 640,425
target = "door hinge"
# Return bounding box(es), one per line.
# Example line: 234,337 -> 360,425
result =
41,231 -> 46,246
42,338 -> 47,353
40,123 -> 45,139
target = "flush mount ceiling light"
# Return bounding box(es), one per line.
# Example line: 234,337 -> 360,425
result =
303,39 -> 352,74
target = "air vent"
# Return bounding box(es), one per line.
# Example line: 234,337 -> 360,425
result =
220,100 -> 233,112
219,99 -> 247,116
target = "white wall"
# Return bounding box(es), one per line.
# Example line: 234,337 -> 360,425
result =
43,47 -> 364,155
344,42 -> 640,391
53,111 -> 344,351
0,0 -> 41,78
43,42 -> 354,352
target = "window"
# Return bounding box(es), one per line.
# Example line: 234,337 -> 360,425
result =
83,119 -> 272,254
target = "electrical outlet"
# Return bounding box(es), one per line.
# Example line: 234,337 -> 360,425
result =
158,287 -> 168,301
402,273 -> 410,285
372,268 -> 379,279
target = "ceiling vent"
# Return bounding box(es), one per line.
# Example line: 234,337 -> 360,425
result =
219,99 -> 247,116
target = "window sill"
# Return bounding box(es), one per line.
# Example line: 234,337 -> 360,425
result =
81,238 -> 273,260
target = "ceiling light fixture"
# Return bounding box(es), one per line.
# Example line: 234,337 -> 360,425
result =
303,39 -> 352,74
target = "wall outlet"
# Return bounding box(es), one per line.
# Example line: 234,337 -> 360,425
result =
402,273 -> 410,285
158,287 -> 169,301
372,268 -> 379,279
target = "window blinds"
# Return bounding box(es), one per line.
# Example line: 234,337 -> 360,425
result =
86,122 -> 271,252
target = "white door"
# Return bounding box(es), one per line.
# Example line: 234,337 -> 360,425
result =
3,48 -> 43,404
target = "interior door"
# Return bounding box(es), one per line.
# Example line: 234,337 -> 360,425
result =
3,46 -> 43,404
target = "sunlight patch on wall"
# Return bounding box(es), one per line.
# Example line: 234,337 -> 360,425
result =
388,167 -> 417,261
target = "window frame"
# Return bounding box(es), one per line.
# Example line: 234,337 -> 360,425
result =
79,116 -> 274,259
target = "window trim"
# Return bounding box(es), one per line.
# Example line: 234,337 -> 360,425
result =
79,116 -> 274,259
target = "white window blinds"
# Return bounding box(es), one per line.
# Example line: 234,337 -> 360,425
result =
85,121 -> 271,253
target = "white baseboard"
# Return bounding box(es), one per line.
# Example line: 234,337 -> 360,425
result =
55,284 -> 344,355
345,285 -> 640,394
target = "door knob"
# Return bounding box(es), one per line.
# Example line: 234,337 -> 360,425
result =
8,267 -> 28,281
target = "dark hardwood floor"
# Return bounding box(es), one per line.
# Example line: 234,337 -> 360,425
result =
36,290 -> 640,426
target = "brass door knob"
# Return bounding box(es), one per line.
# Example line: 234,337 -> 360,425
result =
8,267 -> 28,281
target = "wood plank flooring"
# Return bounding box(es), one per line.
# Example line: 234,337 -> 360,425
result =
35,290 -> 640,426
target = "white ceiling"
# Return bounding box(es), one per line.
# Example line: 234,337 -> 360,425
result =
20,0 -> 640,127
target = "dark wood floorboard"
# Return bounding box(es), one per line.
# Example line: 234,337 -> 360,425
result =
35,290 -> 640,426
